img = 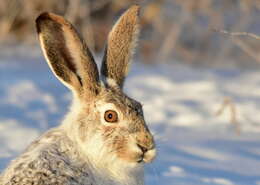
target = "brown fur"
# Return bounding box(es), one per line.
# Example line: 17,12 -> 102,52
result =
36,12 -> 100,98
101,5 -> 140,88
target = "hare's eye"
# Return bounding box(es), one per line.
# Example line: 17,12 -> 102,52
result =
104,110 -> 118,123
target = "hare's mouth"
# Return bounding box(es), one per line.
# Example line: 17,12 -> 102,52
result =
137,148 -> 156,163
137,154 -> 144,163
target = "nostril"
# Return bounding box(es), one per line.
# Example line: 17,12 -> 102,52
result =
137,144 -> 148,153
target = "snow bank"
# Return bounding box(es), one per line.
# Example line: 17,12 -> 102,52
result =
1,59 -> 260,185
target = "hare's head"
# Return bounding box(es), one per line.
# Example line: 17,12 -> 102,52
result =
36,6 -> 156,166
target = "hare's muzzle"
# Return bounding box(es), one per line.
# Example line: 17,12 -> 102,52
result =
136,132 -> 156,163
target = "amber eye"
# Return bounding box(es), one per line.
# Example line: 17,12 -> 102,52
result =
104,110 -> 118,123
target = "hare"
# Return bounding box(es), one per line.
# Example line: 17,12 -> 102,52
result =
0,5 -> 156,185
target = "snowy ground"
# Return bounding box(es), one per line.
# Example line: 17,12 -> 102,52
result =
1,55 -> 260,185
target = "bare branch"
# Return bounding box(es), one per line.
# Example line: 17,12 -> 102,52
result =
212,28 -> 260,40
233,38 -> 260,63
212,28 -> 260,63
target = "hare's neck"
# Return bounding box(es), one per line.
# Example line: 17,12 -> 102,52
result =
87,159 -> 144,185
61,100 -> 144,185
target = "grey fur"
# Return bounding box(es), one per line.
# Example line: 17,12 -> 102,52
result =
0,129 -> 95,185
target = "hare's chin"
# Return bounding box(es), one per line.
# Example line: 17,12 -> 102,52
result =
134,149 -> 156,164
143,149 -> 157,163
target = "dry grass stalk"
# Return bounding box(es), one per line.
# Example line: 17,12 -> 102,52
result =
232,38 -> 260,63
0,0 -> 259,65
215,97 -> 240,135
212,28 -> 260,63
212,28 -> 260,40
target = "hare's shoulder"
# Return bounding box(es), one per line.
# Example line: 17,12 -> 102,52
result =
0,129 -> 93,185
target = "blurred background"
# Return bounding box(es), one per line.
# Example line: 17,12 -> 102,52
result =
1,1 -> 260,185
0,0 -> 259,67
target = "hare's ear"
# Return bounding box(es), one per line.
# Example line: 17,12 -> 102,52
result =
36,12 -> 100,98
101,5 -> 140,89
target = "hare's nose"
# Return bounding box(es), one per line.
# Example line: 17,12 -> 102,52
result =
136,130 -> 155,151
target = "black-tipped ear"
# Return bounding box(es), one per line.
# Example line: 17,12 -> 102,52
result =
36,12 -> 100,98
101,5 -> 140,89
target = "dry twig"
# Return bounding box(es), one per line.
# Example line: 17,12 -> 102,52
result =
215,97 -> 240,135
212,28 -> 260,40
212,28 -> 260,62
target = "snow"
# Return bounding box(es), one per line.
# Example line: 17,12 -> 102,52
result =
4,80 -> 58,113
0,119 -> 40,157
0,57 -> 260,184
201,177 -> 234,185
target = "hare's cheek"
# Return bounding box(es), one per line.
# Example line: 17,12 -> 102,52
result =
114,138 -> 142,163
117,147 -> 140,163
102,125 -> 117,136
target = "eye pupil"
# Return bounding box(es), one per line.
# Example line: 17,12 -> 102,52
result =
104,110 -> 118,123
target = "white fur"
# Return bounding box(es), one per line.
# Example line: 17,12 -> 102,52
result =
143,148 -> 156,163
101,76 -> 119,88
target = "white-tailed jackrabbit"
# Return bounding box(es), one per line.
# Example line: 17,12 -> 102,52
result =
0,5 -> 156,185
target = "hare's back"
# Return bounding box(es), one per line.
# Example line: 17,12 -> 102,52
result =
0,129 -> 93,185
